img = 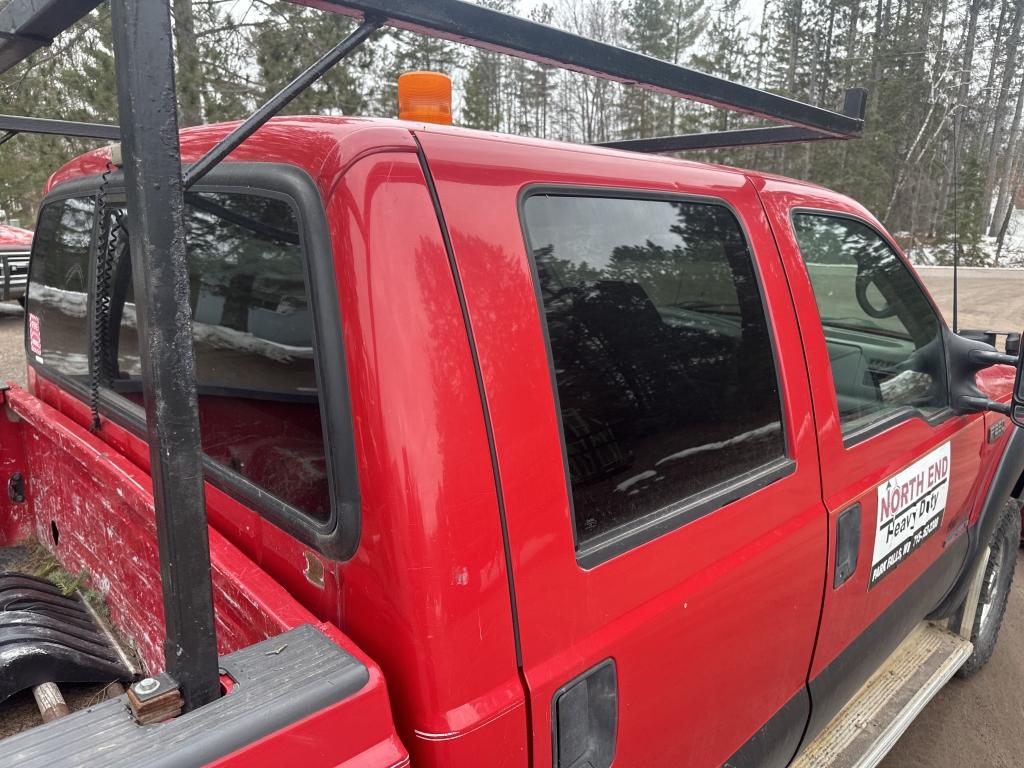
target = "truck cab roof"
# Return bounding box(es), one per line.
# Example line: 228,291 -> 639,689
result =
46,115 -> 876,226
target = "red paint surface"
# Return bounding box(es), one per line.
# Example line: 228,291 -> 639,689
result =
0,386 -> 407,766
17,115 -> 1019,765
753,175 -> 1000,676
415,129 -> 828,765
0,224 -> 32,248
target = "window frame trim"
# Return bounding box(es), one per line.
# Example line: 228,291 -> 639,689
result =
518,183 -> 795,568
787,206 -> 956,447
25,163 -> 362,561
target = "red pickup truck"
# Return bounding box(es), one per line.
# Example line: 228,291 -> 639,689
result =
1,113 -> 1021,767
0,222 -> 32,302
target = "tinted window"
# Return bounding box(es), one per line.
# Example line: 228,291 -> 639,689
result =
525,194 -> 786,547
25,197 -> 94,378
792,213 -> 948,434
102,193 -> 329,520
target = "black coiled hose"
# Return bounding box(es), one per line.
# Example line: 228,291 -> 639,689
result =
89,161 -> 123,431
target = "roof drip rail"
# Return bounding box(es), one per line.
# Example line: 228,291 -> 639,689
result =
298,0 -> 866,139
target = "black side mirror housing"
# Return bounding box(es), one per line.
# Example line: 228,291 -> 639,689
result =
959,328 -> 1021,356
947,330 -> 1015,418
1007,332 -> 1021,358
1012,338 -> 1024,428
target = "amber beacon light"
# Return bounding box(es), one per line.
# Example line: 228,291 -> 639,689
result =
398,71 -> 453,125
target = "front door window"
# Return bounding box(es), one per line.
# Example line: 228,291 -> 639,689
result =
791,213 -> 948,436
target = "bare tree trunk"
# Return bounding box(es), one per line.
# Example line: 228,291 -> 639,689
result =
990,61 -> 1024,236
985,0 -> 1024,230
952,0 -> 980,136
978,0 -> 1008,160
783,0 -> 803,175
941,0 -> 982,230
995,153 -> 1023,260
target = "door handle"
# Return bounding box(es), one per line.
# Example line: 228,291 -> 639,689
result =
834,503 -> 861,588
552,659 -> 617,768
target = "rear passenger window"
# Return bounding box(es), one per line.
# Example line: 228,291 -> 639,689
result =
524,194 -> 786,548
103,193 -> 330,520
25,197 -> 95,379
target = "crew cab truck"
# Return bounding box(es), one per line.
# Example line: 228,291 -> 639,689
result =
0,112 -> 1022,768
0,223 -> 32,302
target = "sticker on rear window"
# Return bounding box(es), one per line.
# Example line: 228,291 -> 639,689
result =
870,443 -> 950,589
28,312 -> 41,356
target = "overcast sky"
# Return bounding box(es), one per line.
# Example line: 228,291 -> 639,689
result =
232,0 -> 768,44
515,0 -> 767,34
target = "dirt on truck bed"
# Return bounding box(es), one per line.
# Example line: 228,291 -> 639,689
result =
1,267 -> 1023,765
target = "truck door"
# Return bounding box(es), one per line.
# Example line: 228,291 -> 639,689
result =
755,178 -> 987,740
417,131 -> 828,768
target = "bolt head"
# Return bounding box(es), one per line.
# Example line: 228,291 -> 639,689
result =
134,677 -> 160,695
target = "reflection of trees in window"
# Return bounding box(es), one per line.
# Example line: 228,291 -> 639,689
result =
184,193 -> 304,334
794,214 -> 940,347
527,195 -> 785,545
25,197 -> 96,378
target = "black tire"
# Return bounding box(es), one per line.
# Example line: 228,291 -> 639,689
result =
957,499 -> 1021,678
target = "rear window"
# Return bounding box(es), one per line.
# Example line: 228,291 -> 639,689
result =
28,190 -> 331,523
25,196 -> 95,379
523,193 -> 786,549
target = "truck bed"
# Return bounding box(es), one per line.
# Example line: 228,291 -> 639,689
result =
0,384 -> 408,765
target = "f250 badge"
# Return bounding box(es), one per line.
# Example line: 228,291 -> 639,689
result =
870,443 -> 950,589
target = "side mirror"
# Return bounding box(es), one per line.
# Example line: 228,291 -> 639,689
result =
947,330 -> 1016,419
1007,332 -> 1021,358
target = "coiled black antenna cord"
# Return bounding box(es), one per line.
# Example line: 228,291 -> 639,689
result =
90,161 -> 123,431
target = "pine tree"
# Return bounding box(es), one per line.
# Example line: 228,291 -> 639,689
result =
251,5 -> 373,117
619,0 -> 678,137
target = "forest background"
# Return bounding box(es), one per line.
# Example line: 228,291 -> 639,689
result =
1,0 -> 1023,264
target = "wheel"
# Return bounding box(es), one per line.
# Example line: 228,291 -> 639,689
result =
957,499 -> 1021,678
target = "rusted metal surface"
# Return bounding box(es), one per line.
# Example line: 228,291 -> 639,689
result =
127,674 -> 183,724
0,384 -> 327,675
0,393 -> 31,544
109,0 -> 219,710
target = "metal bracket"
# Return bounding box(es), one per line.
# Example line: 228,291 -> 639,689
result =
127,672 -> 183,724
955,544 -> 991,640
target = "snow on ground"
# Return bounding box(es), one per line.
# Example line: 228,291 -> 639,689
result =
902,207 -> 1024,267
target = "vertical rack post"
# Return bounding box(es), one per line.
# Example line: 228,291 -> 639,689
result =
108,0 -> 220,710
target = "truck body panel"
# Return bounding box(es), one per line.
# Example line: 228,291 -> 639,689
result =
34,121 -> 527,766
9,115 -> 1020,766
415,127 -> 830,767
